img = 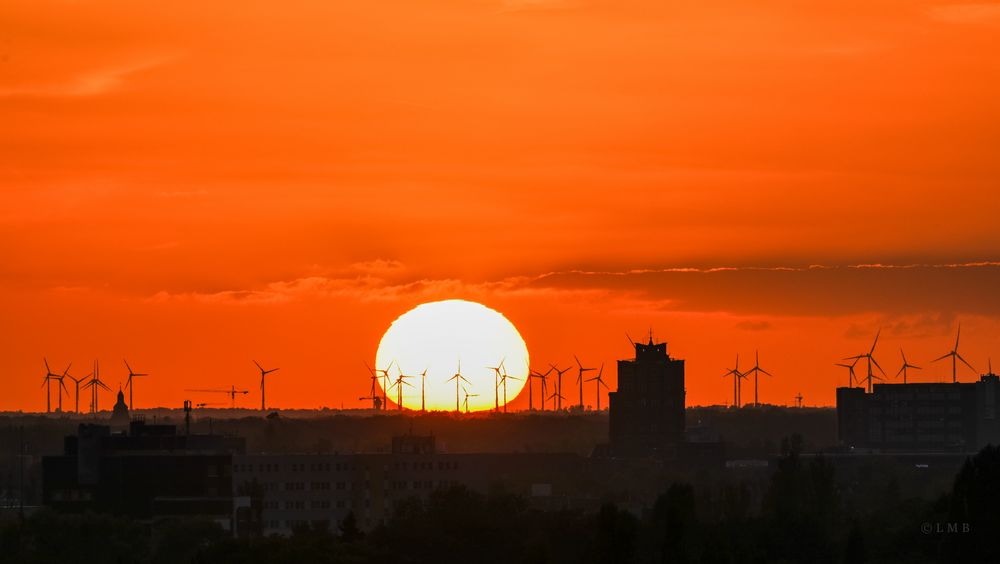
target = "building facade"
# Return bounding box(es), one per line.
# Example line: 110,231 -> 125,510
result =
608,337 -> 686,457
232,435 -> 581,535
836,374 -> 1000,452
43,419 -> 245,528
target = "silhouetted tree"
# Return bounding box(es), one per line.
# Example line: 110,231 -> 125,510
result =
596,503 -> 636,564
339,510 -> 361,542
943,444 -> 1000,563
652,483 -> 697,564
844,521 -> 865,564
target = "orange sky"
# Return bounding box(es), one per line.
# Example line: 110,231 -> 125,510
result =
3,0 -> 1000,412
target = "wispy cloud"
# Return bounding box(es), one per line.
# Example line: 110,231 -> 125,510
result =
927,3 -> 1000,24
0,56 -> 174,98
495,0 -> 574,14
143,262 -> 1000,319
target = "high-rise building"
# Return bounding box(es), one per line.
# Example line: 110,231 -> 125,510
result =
608,336 -> 686,456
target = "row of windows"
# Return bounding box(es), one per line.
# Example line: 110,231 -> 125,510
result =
389,480 -> 458,490
234,462 -> 366,473
263,499 -> 365,511
392,461 -> 459,471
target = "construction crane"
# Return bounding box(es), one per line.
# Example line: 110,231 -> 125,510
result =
184,385 -> 249,408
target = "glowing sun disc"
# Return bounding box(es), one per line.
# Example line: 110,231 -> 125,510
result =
375,300 -> 529,412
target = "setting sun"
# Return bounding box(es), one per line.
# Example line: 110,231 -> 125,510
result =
374,300 -> 529,412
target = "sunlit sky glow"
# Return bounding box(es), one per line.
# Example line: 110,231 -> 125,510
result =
375,300 -> 529,412
3,0 -> 1000,411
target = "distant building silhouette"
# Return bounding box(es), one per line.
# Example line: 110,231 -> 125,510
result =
837,373 -> 1000,451
43,420 -> 245,528
608,336 -> 686,457
110,389 -> 129,429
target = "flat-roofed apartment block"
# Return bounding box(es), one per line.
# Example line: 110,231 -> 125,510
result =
837,373 -> 1000,452
232,435 -> 581,536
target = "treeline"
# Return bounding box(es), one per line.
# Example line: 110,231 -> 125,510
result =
2,440 -> 998,563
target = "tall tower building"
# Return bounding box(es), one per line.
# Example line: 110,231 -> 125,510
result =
608,336 -> 686,456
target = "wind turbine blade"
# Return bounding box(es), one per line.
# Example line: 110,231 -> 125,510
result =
124,359 -> 133,374
932,353 -> 952,363
760,368 -> 773,377
957,353 -> 976,372
955,324 -> 962,350
254,360 -> 264,372
871,356 -> 886,375
870,329 -> 881,354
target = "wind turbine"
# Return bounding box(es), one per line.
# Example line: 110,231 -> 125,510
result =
388,367 -> 413,410
462,386 -> 478,414
895,348 -> 921,384
498,364 -> 521,413
585,363 -> 608,411
67,371 -> 91,414
546,387 -> 565,412
932,325 -> 976,383
537,369 -> 551,411
55,365 -> 70,413
722,355 -> 743,408
253,360 -> 279,411
528,366 -> 552,411
41,359 -> 64,413
795,393 -> 803,408
363,363 -> 383,410
375,361 -> 395,411
446,360 -> 471,413
846,329 -> 886,392
123,359 -> 148,411
573,355 -> 596,410
549,364 -> 570,410
743,350 -> 772,407
488,359 -> 505,412
835,357 -> 860,388
83,360 -> 112,415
